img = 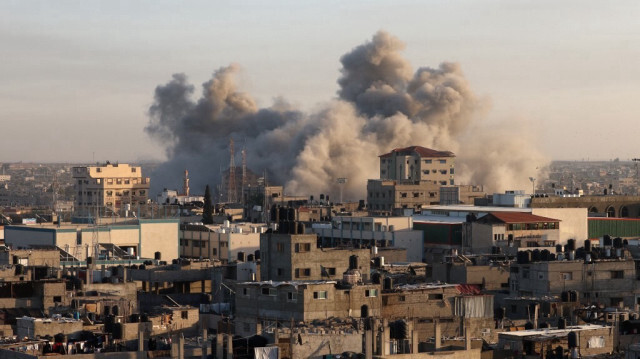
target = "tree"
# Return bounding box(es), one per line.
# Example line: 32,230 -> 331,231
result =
202,185 -> 214,224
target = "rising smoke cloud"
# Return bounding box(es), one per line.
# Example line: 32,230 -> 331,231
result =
146,31 -> 547,200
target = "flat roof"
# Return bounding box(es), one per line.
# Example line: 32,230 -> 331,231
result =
422,205 -> 531,213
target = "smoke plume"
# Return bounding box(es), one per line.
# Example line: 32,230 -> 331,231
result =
146,31 -> 547,200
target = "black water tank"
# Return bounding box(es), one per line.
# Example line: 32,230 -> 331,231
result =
361,304 -> 369,318
524,322 -> 534,330
614,237 -> 623,248
104,315 -> 115,332
372,272 -> 381,284
141,313 -> 150,322
569,290 -> 578,302
556,244 -> 564,253
237,251 -> 245,262
524,251 -> 532,263
532,249 -> 541,262
584,239 -> 591,252
112,305 -> 119,316
567,239 -> 576,251
558,317 -> 566,329
104,305 -> 111,316
383,277 -> 393,290
247,254 -> 254,262
297,222 -> 305,234
496,307 -> 506,320
254,250 -> 261,260
541,249 -> 550,261
555,346 -> 564,358
87,257 -> 93,265
603,235 -> 612,247
568,331 -> 579,348
349,255 -> 358,270
130,313 -> 140,323
270,207 -> 277,222
154,251 -> 162,260
113,323 -> 124,340
540,322 -> 551,329
279,221 -> 289,234
561,291 -> 569,302
287,208 -> 295,221
279,207 -> 288,222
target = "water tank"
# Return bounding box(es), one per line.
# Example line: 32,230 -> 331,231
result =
130,313 -> 140,323
603,235 -> 612,247
113,323 -> 124,340
104,305 -> 111,316
540,322 -> 551,329
584,253 -> 592,263
568,251 -> 575,261
569,290 -> 578,302
383,277 -> 393,290
561,291 -> 569,302
558,317 -> 566,329
567,239 -> 576,251
104,315 -> 115,332
584,240 -> 591,252
568,331 -> 579,348
496,307 -> 506,320
614,237 -> 623,248
372,272 -> 381,284
541,249 -> 550,261
532,249 -> 541,262
237,251 -> 246,262
247,254 -> 254,262
524,322 -> 534,330
112,305 -> 119,316
556,244 -> 564,253
343,269 -> 361,285
605,248 -> 611,257
361,305 -> 369,318
297,222 -> 305,234
524,251 -> 532,263
349,255 -> 358,270
141,313 -> 150,322
616,248 -> 622,258
154,252 -> 162,260
254,250 -> 260,260
287,208 -> 295,221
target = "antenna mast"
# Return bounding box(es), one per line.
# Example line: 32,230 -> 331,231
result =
227,138 -> 237,203
241,146 -> 247,205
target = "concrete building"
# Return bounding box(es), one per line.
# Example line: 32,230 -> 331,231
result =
312,216 -> 423,262
470,212 -> 561,253
497,324 -> 613,358
234,280 -> 381,337
16,316 -> 83,340
432,256 -> 510,291
180,222 -> 266,263
72,163 -> 150,217
260,232 -> 370,282
379,146 -> 455,183
531,194 -> 640,218
381,283 -> 495,341
509,251 -> 638,307
4,219 -> 179,262
156,189 -> 203,206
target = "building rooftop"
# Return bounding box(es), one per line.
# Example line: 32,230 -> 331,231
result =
482,212 -> 560,224
379,146 -> 455,159
499,324 -> 610,338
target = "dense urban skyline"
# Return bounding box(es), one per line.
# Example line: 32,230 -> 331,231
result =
2,1 -> 639,165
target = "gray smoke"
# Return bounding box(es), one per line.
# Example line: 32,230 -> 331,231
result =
146,31 -> 547,200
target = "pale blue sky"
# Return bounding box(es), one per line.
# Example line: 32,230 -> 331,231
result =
1,0 -> 639,162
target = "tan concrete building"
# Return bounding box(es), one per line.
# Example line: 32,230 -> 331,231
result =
471,212 -> 561,253
180,222 -> 266,263
260,232 -> 370,282
4,219 -> 179,262
379,146 -> 455,184
73,163 -> 150,217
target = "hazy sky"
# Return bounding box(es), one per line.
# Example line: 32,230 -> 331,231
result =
1,0 -> 639,163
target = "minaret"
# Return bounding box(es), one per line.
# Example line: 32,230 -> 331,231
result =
183,169 -> 190,197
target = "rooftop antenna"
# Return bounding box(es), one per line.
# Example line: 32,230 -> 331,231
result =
241,145 -> 247,205
227,138 -> 237,203
529,177 -> 536,195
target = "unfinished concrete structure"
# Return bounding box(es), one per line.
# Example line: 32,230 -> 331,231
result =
260,232 -> 371,282
179,222 -> 265,263
471,212 -> 561,253
234,280 -> 382,337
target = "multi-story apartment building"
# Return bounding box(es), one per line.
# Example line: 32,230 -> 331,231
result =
73,163 -> 150,216
379,146 -> 455,184
367,146 -> 457,214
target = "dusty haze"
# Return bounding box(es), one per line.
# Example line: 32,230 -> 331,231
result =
146,31 -> 548,200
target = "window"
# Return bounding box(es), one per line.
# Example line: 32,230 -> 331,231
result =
399,295 -> 406,302
440,170 -> 447,174
428,293 -> 443,300
124,179 -> 130,184
326,267 -> 336,276
439,159 -> 446,164
212,248 -> 217,255
242,288 -> 250,297
400,193 -> 407,198
106,191 -> 113,196
611,270 -> 624,279
440,181 -> 447,185
413,192 -> 419,198
139,190 -> 145,195
276,243 -> 285,252
96,168 -> 102,173
295,243 -> 311,252
107,178 -> 113,184
424,159 -> 432,164
561,272 -> 573,280
261,287 -> 277,296
295,268 -> 311,278
423,170 -> 430,174
181,310 -> 188,319
313,291 -> 327,299
365,289 -> 378,297
450,168 -> 454,174
116,179 -> 122,184
287,292 -> 297,302
54,296 -> 62,303
131,168 -> 137,172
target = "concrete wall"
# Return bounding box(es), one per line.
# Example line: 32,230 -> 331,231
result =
16,317 -> 83,339
4,226 -> 58,248
289,330 -> 363,359
532,208 -> 588,243
140,220 -> 179,261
